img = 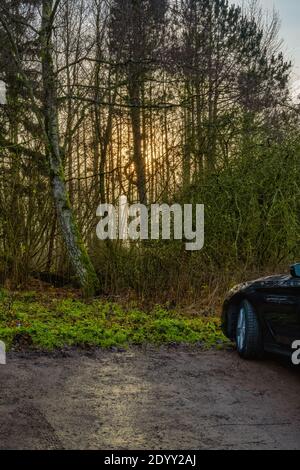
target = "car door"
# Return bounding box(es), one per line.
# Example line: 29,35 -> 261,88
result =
259,277 -> 300,348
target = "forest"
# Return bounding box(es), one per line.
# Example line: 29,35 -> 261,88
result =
0,0 -> 299,305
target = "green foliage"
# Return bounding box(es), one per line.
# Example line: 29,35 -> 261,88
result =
92,133 -> 300,303
187,135 -> 300,269
0,290 -> 229,351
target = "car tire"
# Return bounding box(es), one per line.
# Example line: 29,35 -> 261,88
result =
225,303 -> 238,340
236,300 -> 264,360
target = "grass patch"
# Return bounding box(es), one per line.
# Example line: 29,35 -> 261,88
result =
0,289 -> 229,351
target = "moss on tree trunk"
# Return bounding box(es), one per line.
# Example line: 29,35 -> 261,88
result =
41,0 -> 99,297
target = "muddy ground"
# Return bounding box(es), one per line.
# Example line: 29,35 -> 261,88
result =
0,348 -> 299,450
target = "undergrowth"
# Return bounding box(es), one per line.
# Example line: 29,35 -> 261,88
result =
0,289 -> 229,351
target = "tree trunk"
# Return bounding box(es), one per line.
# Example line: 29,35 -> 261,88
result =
128,72 -> 148,205
41,0 -> 99,297
183,82 -> 191,187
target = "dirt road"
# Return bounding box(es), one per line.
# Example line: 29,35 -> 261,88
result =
0,348 -> 299,450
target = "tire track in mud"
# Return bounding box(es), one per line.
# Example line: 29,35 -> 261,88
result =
0,405 -> 63,450
19,406 -> 64,450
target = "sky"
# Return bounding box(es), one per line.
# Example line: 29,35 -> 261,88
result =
235,0 -> 300,97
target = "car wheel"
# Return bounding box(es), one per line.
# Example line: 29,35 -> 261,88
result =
236,300 -> 264,359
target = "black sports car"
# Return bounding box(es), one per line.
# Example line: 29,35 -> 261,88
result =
222,264 -> 300,360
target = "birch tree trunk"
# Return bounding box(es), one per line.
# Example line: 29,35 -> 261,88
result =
41,0 -> 99,297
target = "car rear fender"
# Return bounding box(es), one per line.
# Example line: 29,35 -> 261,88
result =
222,294 -> 244,340
223,293 -> 261,340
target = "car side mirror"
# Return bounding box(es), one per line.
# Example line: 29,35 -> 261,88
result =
291,264 -> 300,278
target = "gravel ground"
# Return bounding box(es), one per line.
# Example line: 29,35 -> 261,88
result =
0,348 -> 299,450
